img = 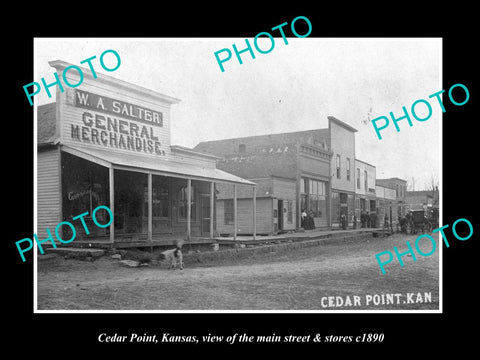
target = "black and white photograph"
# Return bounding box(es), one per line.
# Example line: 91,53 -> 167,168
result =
33,37 -> 442,312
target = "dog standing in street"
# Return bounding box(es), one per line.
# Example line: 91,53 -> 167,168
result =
159,239 -> 184,270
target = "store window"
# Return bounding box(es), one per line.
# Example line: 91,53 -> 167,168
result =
287,200 -> 293,223
62,152 -> 109,238
224,199 -> 234,224
144,186 -> 169,218
331,191 -> 340,220
308,179 -> 326,217
178,185 -> 196,220
355,198 -> 360,220
300,177 -> 308,213
346,158 -> 351,181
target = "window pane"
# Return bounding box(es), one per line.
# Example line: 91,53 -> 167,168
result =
318,195 -> 326,218
318,181 -> 325,195
179,185 -> 195,220
224,199 -> 234,224
301,178 -> 307,194
301,194 -> 307,213
309,194 -> 318,217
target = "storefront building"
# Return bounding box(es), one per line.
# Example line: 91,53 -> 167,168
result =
354,159 -> 377,227
405,189 -> 439,211
194,125 -> 334,234
36,60 -> 255,246
214,176 -> 297,235
375,177 -> 407,229
328,117 -> 357,229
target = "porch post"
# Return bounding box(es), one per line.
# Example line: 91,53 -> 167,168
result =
233,183 -> 237,241
328,177 -> 333,229
148,173 -> 152,243
296,175 -> 301,230
253,185 -> 257,240
210,181 -> 214,239
109,167 -> 114,245
187,178 -> 191,241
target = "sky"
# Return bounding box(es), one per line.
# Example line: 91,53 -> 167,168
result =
34,38 -> 441,191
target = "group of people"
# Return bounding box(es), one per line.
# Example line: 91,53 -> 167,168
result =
301,209 -> 377,230
301,210 -> 316,230
359,210 -> 375,228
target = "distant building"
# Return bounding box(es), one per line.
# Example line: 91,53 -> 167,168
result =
329,117 -> 358,229
406,189 -> 439,211
195,125 -> 333,234
215,176 -> 297,235
354,159 -> 377,227
194,116 -> 363,234
375,177 -> 407,229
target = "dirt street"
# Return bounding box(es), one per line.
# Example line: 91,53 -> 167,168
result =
37,234 -> 440,311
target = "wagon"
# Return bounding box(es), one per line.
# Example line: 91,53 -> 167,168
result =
405,210 -> 431,234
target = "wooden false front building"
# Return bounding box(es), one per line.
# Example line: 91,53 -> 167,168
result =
36,60 -> 255,247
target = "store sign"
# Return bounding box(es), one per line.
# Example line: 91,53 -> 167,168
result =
71,89 -> 166,155
68,189 -> 100,201
75,89 -> 163,127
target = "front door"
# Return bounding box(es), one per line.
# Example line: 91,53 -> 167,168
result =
278,199 -> 284,231
200,194 -> 211,236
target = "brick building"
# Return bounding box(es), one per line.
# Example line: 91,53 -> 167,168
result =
194,116 -> 362,234
375,177 -> 407,229
406,189 -> 439,211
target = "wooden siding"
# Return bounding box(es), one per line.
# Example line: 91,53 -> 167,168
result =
216,179 -> 270,199
37,148 -> 62,239
216,198 -> 272,235
272,178 -> 295,198
298,154 -> 330,179
329,118 -> 356,194
59,82 -> 174,160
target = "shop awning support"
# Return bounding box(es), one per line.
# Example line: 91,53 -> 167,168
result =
253,186 -> 256,240
187,178 -> 191,241
233,184 -> 237,241
148,173 -> 153,244
109,166 -> 115,245
210,182 -> 215,239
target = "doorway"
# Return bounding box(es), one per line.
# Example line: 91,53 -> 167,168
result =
278,199 -> 284,231
200,194 -> 211,236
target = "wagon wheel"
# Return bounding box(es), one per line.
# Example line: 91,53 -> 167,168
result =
425,221 -> 433,232
406,221 -> 413,234
412,223 -> 418,234
420,223 -> 425,233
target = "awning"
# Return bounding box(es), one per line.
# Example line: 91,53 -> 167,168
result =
61,145 -> 255,186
